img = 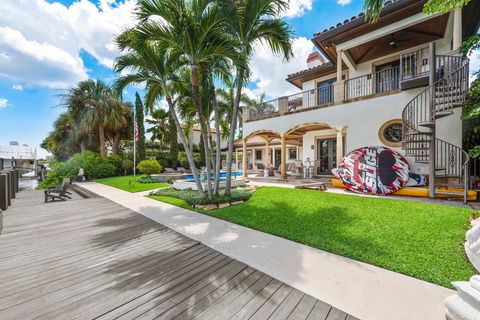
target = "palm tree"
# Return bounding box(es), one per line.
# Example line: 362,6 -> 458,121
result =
146,109 -> 170,148
134,0 -> 241,198
68,79 -> 124,157
224,0 -> 293,194
244,92 -> 275,117
105,101 -> 132,155
113,25 -> 205,192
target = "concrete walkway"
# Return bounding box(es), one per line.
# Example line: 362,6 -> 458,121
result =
80,182 -> 454,320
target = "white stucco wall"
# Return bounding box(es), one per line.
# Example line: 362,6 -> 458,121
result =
243,89 -> 463,174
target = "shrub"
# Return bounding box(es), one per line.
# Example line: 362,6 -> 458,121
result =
89,162 -> 117,179
157,158 -> 170,170
106,155 -> 124,176
137,159 -> 162,177
122,159 -> 134,176
139,176 -> 157,184
39,151 -> 118,188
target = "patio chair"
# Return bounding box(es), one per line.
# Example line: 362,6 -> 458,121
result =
44,178 -> 72,203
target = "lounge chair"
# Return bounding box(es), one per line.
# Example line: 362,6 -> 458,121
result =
45,178 -> 72,202
164,168 -> 176,174
176,167 -> 191,173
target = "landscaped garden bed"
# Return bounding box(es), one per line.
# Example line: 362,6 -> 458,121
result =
150,186 -> 476,288
149,187 -> 253,210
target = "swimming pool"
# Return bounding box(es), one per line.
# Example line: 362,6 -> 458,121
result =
184,171 -> 243,182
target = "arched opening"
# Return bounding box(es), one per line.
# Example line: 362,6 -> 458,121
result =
283,122 -> 345,178
234,130 -> 301,178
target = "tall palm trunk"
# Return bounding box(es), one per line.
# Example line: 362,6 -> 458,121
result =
210,83 -> 222,194
112,131 -> 120,155
98,121 -> 106,157
166,96 -> 204,192
225,67 -> 245,195
191,65 -> 213,198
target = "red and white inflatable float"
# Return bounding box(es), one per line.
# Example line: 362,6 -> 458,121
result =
336,146 -> 409,195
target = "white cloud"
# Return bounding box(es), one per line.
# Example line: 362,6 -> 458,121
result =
248,37 -> 315,98
0,0 -> 137,88
0,98 -> 8,109
337,0 -> 352,6
281,0 -> 314,18
12,84 -> 23,91
469,50 -> 480,83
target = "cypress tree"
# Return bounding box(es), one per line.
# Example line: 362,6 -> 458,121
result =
134,92 -> 146,161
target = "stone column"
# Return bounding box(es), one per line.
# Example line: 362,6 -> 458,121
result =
243,106 -> 250,122
280,135 -> 287,180
336,127 -> 345,165
278,97 -> 288,115
453,8 -> 462,51
242,139 -> 248,178
0,173 -> 8,211
264,139 -> 270,168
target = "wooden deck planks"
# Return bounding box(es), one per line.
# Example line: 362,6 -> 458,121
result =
0,190 -> 356,320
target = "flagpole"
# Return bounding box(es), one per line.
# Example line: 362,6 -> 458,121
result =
133,107 -> 137,189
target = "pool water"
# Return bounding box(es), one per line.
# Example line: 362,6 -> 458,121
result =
185,171 -> 243,182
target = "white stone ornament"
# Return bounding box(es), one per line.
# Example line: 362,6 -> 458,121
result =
445,218 -> 480,320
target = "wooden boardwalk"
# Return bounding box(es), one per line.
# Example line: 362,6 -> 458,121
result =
0,190 -> 357,320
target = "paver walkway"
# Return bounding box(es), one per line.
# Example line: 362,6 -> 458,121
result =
80,182 -> 455,320
0,190 -> 353,320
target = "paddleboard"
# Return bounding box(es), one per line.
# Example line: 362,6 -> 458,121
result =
337,146 -> 409,195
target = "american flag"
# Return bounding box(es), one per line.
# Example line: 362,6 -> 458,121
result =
133,111 -> 139,142
134,120 -> 139,142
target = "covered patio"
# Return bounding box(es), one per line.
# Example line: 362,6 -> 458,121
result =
238,124 -> 346,180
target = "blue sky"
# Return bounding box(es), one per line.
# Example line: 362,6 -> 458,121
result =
2,0 -> 475,159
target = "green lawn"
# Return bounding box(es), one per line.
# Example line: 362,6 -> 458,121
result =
150,186 -> 476,288
96,175 -> 169,193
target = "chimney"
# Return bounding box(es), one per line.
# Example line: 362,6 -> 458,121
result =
307,52 -> 324,69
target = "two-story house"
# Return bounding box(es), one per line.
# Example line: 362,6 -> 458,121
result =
237,0 -> 480,201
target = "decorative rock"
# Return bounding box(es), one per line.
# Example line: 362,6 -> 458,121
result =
202,204 -> 218,211
445,217 -> 480,320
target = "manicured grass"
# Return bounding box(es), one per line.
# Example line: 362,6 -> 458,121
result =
152,186 -> 476,288
96,175 -> 169,193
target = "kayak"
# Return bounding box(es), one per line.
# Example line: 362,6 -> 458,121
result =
331,178 -> 477,201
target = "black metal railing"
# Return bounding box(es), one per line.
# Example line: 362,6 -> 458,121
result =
400,46 -> 430,81
344,66 -> 400,100
247,85 -> 334,121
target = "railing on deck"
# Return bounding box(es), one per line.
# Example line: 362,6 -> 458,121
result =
400,46 -> 430,81
248,99 -> 279,120
344,66 -> 400,100
247,84 -> 334,121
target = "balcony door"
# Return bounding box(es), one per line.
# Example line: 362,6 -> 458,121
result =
375,60 -> 399,93
316,79 -> 335,105
316,138 -> 337,175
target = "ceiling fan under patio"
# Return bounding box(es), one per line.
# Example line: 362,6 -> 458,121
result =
377,32 -> 411,49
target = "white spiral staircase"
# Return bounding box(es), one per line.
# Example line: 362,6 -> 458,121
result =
401,44 -> 470,203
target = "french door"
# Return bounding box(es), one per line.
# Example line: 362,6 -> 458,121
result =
316,138 -> 337,175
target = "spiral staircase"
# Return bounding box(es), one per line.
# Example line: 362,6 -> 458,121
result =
401,43 -> 470,203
